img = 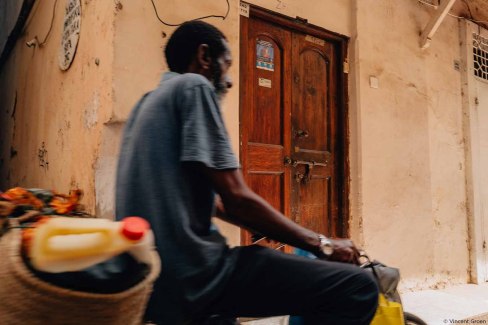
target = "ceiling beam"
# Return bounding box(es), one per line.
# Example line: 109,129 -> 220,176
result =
420,0 -> 457,49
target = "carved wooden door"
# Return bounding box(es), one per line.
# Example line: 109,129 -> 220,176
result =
240,7 -> 347,250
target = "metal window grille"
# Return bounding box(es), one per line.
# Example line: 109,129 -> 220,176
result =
473,33 -> 488,81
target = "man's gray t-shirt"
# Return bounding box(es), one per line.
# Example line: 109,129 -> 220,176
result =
115,72 -> 239,322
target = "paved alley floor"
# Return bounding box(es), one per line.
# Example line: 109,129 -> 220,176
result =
402,283 -> 488,325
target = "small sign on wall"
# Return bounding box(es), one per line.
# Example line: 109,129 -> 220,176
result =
59,0 -> 81,71
258,78 -> 272,88
305,35 -> 325,47
240,2 -> 250,17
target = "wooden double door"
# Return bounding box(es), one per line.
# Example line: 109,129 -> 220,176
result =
240,8 -> 348,250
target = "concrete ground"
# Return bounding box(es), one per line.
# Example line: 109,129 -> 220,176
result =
240,283 -> 488,325
402,283 -> 488,325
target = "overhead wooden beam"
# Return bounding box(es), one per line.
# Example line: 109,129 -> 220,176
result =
420,0 -> 457,49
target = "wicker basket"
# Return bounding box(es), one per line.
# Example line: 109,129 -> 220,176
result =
0,228 -> 161,325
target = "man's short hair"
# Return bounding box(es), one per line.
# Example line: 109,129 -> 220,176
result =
165,21 -> 227,73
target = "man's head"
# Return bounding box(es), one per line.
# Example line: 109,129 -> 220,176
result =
165,21 -> 233,98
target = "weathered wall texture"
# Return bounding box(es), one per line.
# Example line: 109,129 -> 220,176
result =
0,0 -> 116,214
245,0 -> 352,36
354,1 -> 469,290
0,0 -> 475,290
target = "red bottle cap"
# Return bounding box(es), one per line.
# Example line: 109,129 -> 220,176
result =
121,216 -> 150,241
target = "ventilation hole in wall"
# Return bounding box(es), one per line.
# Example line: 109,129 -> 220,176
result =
473,33 -> 488,81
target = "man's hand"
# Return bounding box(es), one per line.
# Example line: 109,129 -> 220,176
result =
326,239 -> 361,265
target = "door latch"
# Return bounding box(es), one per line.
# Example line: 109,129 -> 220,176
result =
284,157 -> 327,168
294,129 -> 309,138
304,162 -> 314,183
295,172 -> 305,183
286,158 -> 328,184
284,156 -> 293,166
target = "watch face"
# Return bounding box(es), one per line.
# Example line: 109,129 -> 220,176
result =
319,235 -> 334,255
322,244 -> 334,255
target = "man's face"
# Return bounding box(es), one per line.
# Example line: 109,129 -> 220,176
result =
212,39 -> 233,100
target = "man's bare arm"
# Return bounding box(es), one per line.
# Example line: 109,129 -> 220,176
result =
188,162 -> 359,262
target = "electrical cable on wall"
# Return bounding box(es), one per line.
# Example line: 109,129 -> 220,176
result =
150,0 -> 230,27
39,0 -> 58,46
27,0 -> 59,47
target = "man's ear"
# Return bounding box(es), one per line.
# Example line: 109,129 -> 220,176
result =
197,44 -> 211,70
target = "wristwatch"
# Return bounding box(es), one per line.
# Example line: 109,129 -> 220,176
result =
318,234 -> 334,256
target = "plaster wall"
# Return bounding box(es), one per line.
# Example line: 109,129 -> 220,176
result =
355,1 -> 469,290
0,0 -> 116,214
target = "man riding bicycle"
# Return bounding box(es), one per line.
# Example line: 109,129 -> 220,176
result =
115,21 -> 379,325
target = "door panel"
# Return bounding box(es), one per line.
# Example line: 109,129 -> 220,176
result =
294,47 -> 330,153
290,33 -> 338,237
247,173 -> 286,249
248,174 -> 283,212
240,16 -> 292,250
240,8 -> 346,249
248,143 -> 284,172
249,37 -> 283,145
298,175 -> 331,235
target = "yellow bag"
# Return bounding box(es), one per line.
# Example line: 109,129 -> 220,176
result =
370,294 -> 405,325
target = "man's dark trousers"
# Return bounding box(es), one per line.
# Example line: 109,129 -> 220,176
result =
193,245 -> 379,325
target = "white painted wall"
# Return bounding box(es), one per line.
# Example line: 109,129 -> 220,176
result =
474,77 -> 488,282
460,20 -> 488,283
477,80 -> 488,281
354,0 -> 469,290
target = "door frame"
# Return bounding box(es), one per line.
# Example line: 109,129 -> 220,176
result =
239,4 -> 351,240
460,20 -> 488,283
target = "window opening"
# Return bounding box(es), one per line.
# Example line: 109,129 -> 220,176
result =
473,32 -> 488,81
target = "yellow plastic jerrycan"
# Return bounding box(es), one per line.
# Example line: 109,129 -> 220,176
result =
28,216 -> 154,273
370,294 -> 405,325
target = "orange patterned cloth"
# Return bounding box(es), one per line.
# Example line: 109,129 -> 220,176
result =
49,189 -> 83,214
1,187 -> 44,211
0,187 -> 85,252
0,187 -> 83,215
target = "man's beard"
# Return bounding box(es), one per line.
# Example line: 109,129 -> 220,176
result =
211,61 -> 228,101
